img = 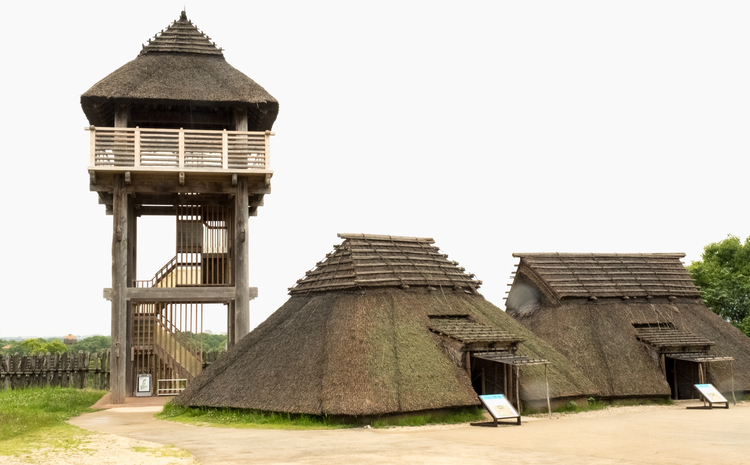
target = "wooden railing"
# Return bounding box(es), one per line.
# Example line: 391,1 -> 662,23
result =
87,126 -> 273,171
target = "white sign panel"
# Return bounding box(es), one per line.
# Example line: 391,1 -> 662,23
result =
694,384 -> 727,403
479,394 -> 519,420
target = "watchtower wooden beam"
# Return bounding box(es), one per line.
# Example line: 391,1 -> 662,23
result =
234,177 -> 250,343
110,174 -> 129,404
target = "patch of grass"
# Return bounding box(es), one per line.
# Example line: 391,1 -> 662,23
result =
158,403 -> 486,430
0,387 -> 106,445
132,444 -> 193,458
0,423 -> 92,457
157,402 -> 353,430
370,407 -> 485,429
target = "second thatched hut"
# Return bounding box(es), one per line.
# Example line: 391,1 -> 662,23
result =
175,234 -> 597,417
506,253 -> 750,400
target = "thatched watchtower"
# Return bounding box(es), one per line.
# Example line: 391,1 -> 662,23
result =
81,12 -> 278,403
175,234 -> 596,417
506,253 -> 750,400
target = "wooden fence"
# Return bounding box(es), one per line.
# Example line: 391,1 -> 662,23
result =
1,349 -> 227,391
0,351 -> 110,390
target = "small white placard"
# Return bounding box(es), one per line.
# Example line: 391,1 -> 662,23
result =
694,384 -> 727,403
479,394 -> 519,420
136,374 -> 152,397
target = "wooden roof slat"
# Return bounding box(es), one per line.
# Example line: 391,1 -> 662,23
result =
289,234 -> 481,295
515,253 -> 700,299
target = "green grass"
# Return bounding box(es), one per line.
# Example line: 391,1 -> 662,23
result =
157,402 -> 486,430
0,388 -> 106,443
0,387 -> 106,456
157,403 -> 353,430
370,407 -> 485,428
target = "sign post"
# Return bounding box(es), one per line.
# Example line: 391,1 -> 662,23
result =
688,384 -> 729,409
478,394 -> 521,426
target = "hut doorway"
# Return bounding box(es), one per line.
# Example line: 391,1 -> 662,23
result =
470,355 -> 512,396
665,356 -> 703,400
664,353 -> 735,401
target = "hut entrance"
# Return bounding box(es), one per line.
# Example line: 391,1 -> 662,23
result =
665,353 -> 735,400
472,352 -> 550,415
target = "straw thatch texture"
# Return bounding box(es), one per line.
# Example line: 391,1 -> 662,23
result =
290,234 -> 482,294
81,12 -> 278,129
176,237 -> 597,416
175,289 -> 597,415
507,253 -> 750,397
512,253 -> 700,301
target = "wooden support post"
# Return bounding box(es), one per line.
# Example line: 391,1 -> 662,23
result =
110,175 -> 128,404
515,365 -> 521,415
234,177 -> 250,343
227,302 -> 236,348
481,367 -> 485,395
545,364 -> 551,418
464,351 -> 471,376
674,361 -> 679,400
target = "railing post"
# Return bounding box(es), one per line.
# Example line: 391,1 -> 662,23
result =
264,130 -> 271,170
222,130 -> 228,169
89,126 -> 96,167
178,128 -> 185,168
134,127 -> 141,168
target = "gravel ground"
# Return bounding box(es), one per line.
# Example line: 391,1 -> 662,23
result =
0,431 -> 199,465
5,402 -> 748,465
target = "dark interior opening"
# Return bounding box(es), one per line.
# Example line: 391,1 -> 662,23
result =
665,357 -> 702,399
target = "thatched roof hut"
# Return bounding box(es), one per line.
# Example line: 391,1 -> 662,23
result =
175,234 -> 596,416
81,11 -> 278,130
506,253 -> 750,399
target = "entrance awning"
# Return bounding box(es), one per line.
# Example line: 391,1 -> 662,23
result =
472,351 -> 549,366
666,353 -> 734,363
472,351 -> 552,417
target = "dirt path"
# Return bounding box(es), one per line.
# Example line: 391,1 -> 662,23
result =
67,401 -> 750,465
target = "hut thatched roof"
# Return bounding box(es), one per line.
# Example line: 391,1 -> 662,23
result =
290,233 -> 482,294
81,11 -> 278,129
512,253 -> 700,301
175,235 -> 597,416
507,253 -> 750,397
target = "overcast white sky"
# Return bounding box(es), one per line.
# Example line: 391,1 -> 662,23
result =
1,1 -> 747,338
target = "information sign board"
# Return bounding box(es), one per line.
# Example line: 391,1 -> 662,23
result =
136,374 -> 152,397
694,384 -> 727,403
479,394 -> 520,421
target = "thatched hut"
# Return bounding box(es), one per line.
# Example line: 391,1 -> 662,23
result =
175,234 -> 596,417
506,253 -> 750,400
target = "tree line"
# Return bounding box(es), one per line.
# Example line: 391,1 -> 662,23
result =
688,234 -> 750,337
1,333 -> 228,356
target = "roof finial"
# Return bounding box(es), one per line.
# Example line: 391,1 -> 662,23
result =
180,10 -> 187,21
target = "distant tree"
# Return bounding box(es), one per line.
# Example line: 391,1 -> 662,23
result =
17,338 -> 68,355
687,235 -> 750,336
44,340 -> 68,354
70,335 -> 111,353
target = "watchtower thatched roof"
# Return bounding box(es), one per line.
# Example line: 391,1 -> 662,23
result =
81,11 -> 278,129
175,235 -> 597,416
507,253 -> 750,398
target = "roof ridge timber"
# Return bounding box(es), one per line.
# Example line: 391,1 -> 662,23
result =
139,11 -> 224,57
512,252 -> 700,300
290,234 -> 480,294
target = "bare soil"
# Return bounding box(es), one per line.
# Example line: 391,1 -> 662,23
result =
47,400 -> 750,464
